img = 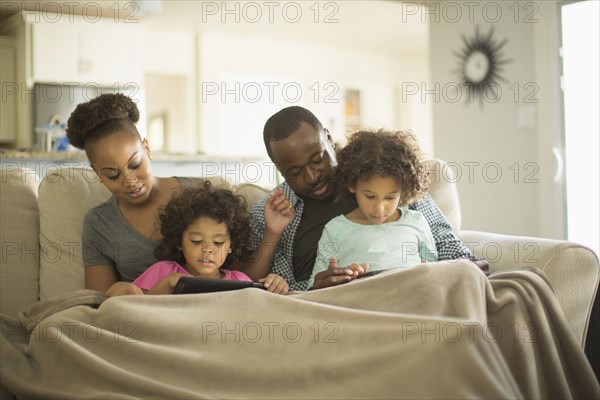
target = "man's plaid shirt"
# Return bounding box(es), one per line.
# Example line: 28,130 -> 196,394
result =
249,181 -> 473,291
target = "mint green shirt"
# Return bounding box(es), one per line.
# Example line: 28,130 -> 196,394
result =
308,208 -> 438,288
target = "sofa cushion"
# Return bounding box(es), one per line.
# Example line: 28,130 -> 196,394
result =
0,166 -> 40,317
38,167 -> 111,300
426,159 -> 462,234
234,182 -> 270,209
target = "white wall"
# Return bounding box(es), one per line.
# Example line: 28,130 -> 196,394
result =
199,32 -> 432,159
185,1 -> 433,158
142,29 -> 197,155
145,74 -> 190,154
429,1 -> 552,237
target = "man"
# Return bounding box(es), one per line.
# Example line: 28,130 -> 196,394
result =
248,106 -> 486,291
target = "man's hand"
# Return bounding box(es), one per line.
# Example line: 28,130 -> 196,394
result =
105,281 -> 143,297
264,189 -> 295,236
470,257 -> 491,276
312,257 -> 356,289
259,273 -> 289,295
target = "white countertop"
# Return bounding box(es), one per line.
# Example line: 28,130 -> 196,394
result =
0,149 -> 269,163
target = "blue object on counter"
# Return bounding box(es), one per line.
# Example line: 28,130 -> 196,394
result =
55,136 -> 70,152
36,122 -> 72,152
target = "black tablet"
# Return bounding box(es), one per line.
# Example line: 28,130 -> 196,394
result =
172,276 -> 265,294
355,269 -> 389,279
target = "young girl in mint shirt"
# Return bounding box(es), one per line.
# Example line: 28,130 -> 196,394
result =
309,130 -> 438,288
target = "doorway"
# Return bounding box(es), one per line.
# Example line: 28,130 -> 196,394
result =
561,0 -> 599,256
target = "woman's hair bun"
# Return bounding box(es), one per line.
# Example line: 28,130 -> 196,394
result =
66,93 -> 139,149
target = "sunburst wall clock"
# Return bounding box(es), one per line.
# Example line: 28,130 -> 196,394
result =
453,25 -> 512,105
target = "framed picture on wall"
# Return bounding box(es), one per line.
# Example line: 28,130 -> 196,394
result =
344,89 -> 361,136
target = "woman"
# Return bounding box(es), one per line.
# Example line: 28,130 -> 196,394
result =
66,93 -> 199,296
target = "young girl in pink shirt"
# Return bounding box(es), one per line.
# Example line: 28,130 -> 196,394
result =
134,183 -> 290,294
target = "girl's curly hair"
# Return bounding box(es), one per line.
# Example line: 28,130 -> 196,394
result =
66,93 -> 140,150
336,129 -> 430,207
154,182 -> 251,268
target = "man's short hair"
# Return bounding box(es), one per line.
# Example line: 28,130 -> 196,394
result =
263,106 -> 324,160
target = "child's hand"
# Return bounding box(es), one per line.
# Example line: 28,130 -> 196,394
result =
259,273 -> 289,295
165,273 -> 188,289
145,273 -> 188,295
346,262 -> 369,278
264,189 -> 295,236
106,281 -> 144,297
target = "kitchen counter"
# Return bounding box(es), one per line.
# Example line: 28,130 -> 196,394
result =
0,149 -> 88,160
0,149 -> 280,187
0,149 -> 269,162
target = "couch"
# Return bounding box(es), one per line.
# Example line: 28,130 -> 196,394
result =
1,160 -> 598,398
2,160 -> 598,347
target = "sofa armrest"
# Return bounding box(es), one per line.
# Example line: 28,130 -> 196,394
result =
459,230 -> 599,349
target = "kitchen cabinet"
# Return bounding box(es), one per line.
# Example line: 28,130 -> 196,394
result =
31,17 -> 142,86
0,11 -> 143,148
1,12 -> 143,88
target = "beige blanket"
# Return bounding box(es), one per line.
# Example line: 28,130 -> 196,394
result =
1,261 -> 598,399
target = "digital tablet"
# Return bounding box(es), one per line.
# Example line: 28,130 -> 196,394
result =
172,276 -> 265,294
